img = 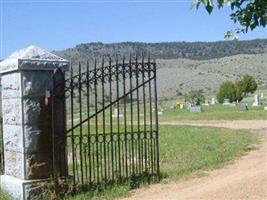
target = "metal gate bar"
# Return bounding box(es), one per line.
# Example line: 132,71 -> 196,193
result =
53,55 -> 159,191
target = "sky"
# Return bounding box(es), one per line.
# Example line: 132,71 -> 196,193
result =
0,0 -> 266,59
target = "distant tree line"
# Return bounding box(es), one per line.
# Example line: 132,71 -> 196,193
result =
54,39 -> 267,66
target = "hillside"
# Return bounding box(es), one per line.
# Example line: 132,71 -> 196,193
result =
157,53 -> 267,98
54,39 -> 267,65
54,39 -> 267,99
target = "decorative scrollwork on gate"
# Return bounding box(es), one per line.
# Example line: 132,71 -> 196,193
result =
52,55 -> 159,191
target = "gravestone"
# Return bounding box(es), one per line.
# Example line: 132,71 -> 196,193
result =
158,111 -> 163,115
170,105 -> 176,109
223,99 -> 231,105
187,103 -> 192,109
237,103 -> 248,111
252,94 -> 260,106
0,45 -> 69,200
112,108 -> 123,118
211,97 -> 216,105
203,100 -> 209,106
190,106 -> 203,113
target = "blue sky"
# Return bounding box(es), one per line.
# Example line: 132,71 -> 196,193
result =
0,0 -> 266,59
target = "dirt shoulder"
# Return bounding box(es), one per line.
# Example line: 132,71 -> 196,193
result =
123,120 -> 267,200
159,120 -> 267,130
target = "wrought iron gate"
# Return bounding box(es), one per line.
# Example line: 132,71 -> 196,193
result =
52,55 -> 159,191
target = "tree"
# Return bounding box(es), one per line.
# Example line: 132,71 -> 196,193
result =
236,74 -> 257,98
185,90 -> 205,105
194,0 -> 267,38
217,81 -> 237,103
217,75 -> 258,103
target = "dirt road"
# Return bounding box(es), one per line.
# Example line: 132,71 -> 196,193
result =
123,120 -> 267,200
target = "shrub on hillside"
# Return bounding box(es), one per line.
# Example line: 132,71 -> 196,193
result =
185,90 -> 205,106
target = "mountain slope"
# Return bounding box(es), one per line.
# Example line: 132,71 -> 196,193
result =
54,39 -> 267,65
53,39 -> 267,98
157,53 -> 267,98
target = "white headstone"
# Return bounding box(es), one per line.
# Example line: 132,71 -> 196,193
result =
211,97 -> 216,105
223,99 -> 231,105
203,100 -> 209,106
112,108 -> 123,118
252,94 -> 260,106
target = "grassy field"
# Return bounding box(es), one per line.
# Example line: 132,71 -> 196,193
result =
66,89 -> 267,125
157,90 -> 267,121
0,189 -> 10,200
0,125 -> 259,200
63,125 -> 258,200
158,103 -> 267,121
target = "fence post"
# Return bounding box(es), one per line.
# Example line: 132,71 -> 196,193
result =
0,45 -> 69,200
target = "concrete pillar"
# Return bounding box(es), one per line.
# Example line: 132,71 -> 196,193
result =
0,45 -> 69,199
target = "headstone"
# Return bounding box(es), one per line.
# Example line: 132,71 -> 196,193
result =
211,97 -> 216,105
261,93 -> 264,99
112,108 -> 123,118
203,100 -> 209,106
264,106 -> 267,111
0,45 -> 69,200
187,103 -> 192,109
189,106 -> 203,113
180,104 -> 184,109
223,99 -> 231,105
252,94 -> 260,106
237,103 -> 248,111
170,105 -> 176,109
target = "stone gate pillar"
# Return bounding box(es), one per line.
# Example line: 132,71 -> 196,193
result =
0,45 -> 69,199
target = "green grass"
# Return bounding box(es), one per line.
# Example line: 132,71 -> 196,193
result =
64,184 -> 130,200
64,125 -> 258,200
0,189 -> 11,200
159,125 -> 258,180
158,90 -> 267,121
159,103 -> 267,121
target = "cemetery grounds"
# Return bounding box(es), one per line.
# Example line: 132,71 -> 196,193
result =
64,91 -> 266,199
1,91 -> 267,200
121,89 -> 267,200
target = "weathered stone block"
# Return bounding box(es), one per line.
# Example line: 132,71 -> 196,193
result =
23,124 -> 53,180
2,98 -> 22,125
22,71 -> 53,97
0,175 -> 23,200
22,96 -> 41,125
4,150 -> 23,178
22,96 -> 50,125
24,181 -> 47,200
0,175 -> 48,200
23,124 -> 51,154
3,124 -> 23,152
1,72 -> 21,99
25,152 -> 52,180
